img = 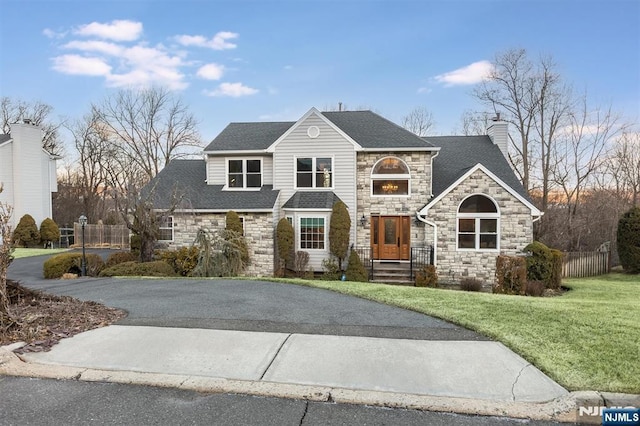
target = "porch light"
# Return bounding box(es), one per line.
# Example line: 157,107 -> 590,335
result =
360,215 -> 367,227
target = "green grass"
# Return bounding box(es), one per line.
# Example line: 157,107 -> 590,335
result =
268,274 -> 639,394
12,248 -> 70,258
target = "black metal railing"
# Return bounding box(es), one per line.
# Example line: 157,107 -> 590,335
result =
410,246 -> 434,281
351,245 -> 374,281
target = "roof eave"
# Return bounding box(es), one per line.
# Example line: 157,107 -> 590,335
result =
203,149 -> 269,156
359,146 -> 440,152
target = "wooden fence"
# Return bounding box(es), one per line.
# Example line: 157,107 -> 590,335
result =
562,251 -> 610,278
74,223 -> 130,249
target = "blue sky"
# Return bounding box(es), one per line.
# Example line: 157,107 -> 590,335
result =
1,0 -> 638,147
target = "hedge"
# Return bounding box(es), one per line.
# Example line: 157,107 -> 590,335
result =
43,253 -> 105,278
99,261 -> 177,277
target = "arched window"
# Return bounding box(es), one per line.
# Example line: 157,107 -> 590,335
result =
371,157 -> 410,196
457,194 -> 499,250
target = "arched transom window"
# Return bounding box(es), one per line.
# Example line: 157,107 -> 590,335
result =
457,194 -> 499,250
371,157 -> 410,196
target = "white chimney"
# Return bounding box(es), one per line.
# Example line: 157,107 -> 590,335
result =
487,115 -> 509,159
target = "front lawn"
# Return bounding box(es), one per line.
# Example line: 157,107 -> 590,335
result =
274,274 -> 639,394
12,248 -> 70,259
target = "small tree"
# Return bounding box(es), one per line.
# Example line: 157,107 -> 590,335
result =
276,218 -> 294,273
329,201 -> 351,270
345,250 -> 368,282
39,217 -> 60,248
617,207 -> 640,273
13,214 -> 40,248
225,211 -> 244,235
0,184 -> 15,330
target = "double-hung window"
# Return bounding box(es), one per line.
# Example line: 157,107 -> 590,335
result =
457,195 -> 499,250
296,157 -> 332,189
227,159 -> 262,189
158,216 -> 174,241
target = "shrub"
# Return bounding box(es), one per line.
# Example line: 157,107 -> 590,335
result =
549,249 -> 564,289
329,201 -> 351,270
130,234 -> 141,254
13,214 -> 40,247
294,251 -> 310,278
345,250 -> 368,282
43,252 -> 104,279
99,261 -> 177,277
524,280 -> 546,297
321,257 -> 341,280
415,265 -> 438,287
494,255 -> 527,294
39,218 -> 60,247
105,251 -> 138,269
225,212 -> 249,265
160,246 -> 199,276
460,277 -> 483,292
524,241 -> 553,284
617,207 -> 640,273
225,211 -> 244,235
276,218 -> 294,273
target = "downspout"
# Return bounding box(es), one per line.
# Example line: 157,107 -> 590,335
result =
415,211 -> 437,266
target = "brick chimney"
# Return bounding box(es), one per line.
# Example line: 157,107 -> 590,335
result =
487,113 -> 509,159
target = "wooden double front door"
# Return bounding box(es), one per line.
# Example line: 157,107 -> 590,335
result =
371,215 -> 411,260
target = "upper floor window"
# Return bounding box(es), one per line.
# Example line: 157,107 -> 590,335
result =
457,194 -> 499,250
227,159 -> 261,189
371,157 -> 410,196
296,157 -> 332,189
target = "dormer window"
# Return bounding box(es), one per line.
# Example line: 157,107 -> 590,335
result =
227,158 -> 262,189
371,157 -> 410,196
296,157 -> 333,189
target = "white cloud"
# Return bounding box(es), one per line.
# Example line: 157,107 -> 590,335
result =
434,60 -> 494,86
63,40 -> 124,56
52,54 -> 111,76
75,20 -> 143,42
204,82 -> 258,97
196,63 -> 225,80
417,87 -> 432,94
43,28 -> 66,39
175,31 -> 238,50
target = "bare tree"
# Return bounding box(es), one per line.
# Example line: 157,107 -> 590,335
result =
550,98 -> 627,249
609,131 -> 640,207
457,110 -> 489,136
402,107 -> 436,136
92,87 -> 202,182
0,184 -> 15,331
1,97 -> 64,155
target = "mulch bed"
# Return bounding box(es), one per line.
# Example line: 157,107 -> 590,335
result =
0,280 -> 126,354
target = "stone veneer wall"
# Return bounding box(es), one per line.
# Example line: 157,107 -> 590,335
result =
168,212 -> 275,277
355,151 -> 432,250
427,169 -> 533,287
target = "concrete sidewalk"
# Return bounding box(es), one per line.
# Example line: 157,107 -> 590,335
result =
18,325 -> 566,403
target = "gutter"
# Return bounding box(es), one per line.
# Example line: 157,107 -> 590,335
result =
415,212 -> 437,266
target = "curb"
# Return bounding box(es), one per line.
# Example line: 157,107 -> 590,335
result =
4,348 -> 637,423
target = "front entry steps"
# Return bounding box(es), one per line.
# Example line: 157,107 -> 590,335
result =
369,262 -> 414,285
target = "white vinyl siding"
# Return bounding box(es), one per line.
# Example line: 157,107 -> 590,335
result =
273,112 -> 357,270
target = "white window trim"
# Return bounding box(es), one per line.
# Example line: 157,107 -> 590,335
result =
158,216 -> 174,242
370,156 -> 411,198
298,216 -> 328,251
293,155 -> 335,190
224,157 -> 263,191
455,194 -> 500,252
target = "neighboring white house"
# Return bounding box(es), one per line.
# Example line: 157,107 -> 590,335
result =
0,120 -> 59,229
149,107 -> 541,285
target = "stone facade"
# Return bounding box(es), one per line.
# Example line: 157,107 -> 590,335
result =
167,212 -> 275,277
426,169 -> 533,287
355,151 -> 432,250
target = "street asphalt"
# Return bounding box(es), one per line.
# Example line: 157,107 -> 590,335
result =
2,250 -> 581,423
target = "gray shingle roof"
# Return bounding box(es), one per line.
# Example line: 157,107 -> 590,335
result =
0,134 -> 12,144
202,110 -> 435,152
323,111 -> 435,149
148,159 -> 279,210
283,191 -> 343,209
204,122 -> 294,151
425,135 -> 529,201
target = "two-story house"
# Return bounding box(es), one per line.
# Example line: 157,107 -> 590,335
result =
149,107 -> 541,285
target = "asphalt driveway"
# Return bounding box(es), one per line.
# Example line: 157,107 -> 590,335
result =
8,250 -> 487,341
